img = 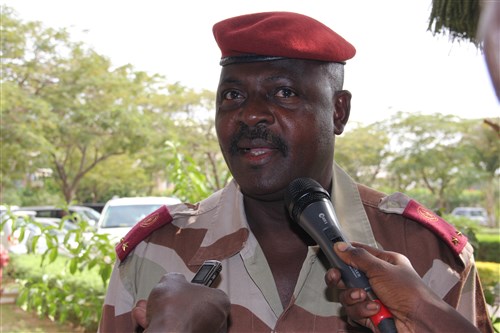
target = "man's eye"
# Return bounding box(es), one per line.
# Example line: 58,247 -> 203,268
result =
223,90 -> 243,100
276,88 -> 296,98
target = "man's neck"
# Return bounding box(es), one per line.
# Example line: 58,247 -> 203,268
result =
243,195 -> 314,308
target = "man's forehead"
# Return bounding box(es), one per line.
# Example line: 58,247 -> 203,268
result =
218,59 -> 326,81
213,11 -> 355,67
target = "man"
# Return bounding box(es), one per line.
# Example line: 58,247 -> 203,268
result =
99,12 -> 493,332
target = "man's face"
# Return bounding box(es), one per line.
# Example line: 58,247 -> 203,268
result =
215,59 -> 349,201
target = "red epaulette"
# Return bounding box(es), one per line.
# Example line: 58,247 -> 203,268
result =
402,200 -> 467,256
115,205 -> 173,261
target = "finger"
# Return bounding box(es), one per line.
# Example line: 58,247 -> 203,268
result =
350,242 -> 407,266
333,242 -> 376,268
132,300 -> 148,329
163,272 -> 187,281
334,242 -> 388,274
339,288 -> 367,306
343,299 -> 381,321
324,268 -> 346,288
158,272 -> 188,285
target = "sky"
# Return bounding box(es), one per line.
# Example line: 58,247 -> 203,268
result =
4,0 -> 499,125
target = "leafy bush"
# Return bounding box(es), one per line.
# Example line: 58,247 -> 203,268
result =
443,213 -> 481,250
446,213 -> 499,262
445,212 -> 498,262
476,231 -> 500,263
3,209 -> 115,332
476,262 -> 500,305
476,241 -> 500,263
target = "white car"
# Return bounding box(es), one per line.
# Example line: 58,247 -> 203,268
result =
96,197 -> 181,242
451,207 -> 489,226
18,205 -> 101,228
2,210 -> 77,255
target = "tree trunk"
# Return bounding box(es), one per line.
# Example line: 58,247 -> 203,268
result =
484,178 -> 497,227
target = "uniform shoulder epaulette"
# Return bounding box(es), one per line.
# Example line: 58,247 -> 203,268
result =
379,193 -> 468,257
115,205 -> 173,261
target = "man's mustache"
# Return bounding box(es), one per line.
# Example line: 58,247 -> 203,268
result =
229,124 -> 289,156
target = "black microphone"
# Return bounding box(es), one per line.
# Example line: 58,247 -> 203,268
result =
284,177 -> 397,333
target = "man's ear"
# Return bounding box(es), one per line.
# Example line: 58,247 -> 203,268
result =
333,90 -> 351,135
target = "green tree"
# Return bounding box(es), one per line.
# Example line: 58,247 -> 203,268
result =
462,119 -> 500,226
132,86 -> 229,202
1,8 -> 151,203
383,112 -> 476,211
1,7 -> 218,205
75,155 -> 153,203
335,122 -> 391,187
428,0 -> 481,47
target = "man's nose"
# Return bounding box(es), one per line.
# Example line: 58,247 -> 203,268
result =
239,96 -> 275,127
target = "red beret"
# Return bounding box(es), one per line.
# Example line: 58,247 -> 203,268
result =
213,12 -> 356,66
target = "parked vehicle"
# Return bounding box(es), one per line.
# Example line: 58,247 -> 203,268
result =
96,197 -> 181,242
18,205 -> 101,227
451,207 -> 489,226
2,210 -> 77,254
80,203 -> 106,213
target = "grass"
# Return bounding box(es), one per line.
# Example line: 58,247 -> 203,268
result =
9,253 -> 106,291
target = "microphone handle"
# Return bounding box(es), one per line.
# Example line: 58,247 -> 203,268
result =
299,201 -> 397,333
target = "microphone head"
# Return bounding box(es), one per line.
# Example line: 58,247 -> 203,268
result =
284,178 -> 331,221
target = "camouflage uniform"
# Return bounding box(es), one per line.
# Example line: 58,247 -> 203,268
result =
99,164 -> 493,332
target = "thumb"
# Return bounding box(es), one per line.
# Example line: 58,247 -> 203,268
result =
333,242 -> 377,272
132,299 -> 148,329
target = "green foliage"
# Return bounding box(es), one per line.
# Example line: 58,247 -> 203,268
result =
443,213 -> 481,250
475,232 -> 500,263
3,6 -> 497,221
338,113 -> 498,221
428,0 -> 481,47
336,122 -> 391,187
480,244 -> 500,265
10,252 -> 106,331
76,155 -> 154,203
379,112 -> 483,211
400,187 -> 435,211
448,189 -> 485,211
1,7 -> 217,205
4,208 -> 114,332
461,120 -> 500,227
476,261 -> 500,315
477,230 -> 500,243
165,141 -> 231,203
445,215 -> 499,263
17,178 -> 65,206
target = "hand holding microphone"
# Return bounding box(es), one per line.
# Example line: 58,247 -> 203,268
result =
284,178 -> 397,333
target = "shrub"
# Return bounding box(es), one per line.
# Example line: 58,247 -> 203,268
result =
476,261 -> 500,305
443,213 -> 481,249
3,210 -> 115,332
476,231 -> 500,263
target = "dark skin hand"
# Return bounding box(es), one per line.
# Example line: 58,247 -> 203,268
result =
325,242 -> 480,333
131,273 -> 230,333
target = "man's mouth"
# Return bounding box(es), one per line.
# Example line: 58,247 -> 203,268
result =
229,124 -> 288,157
240,146 -> 275,156
238,137 -> 276,153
